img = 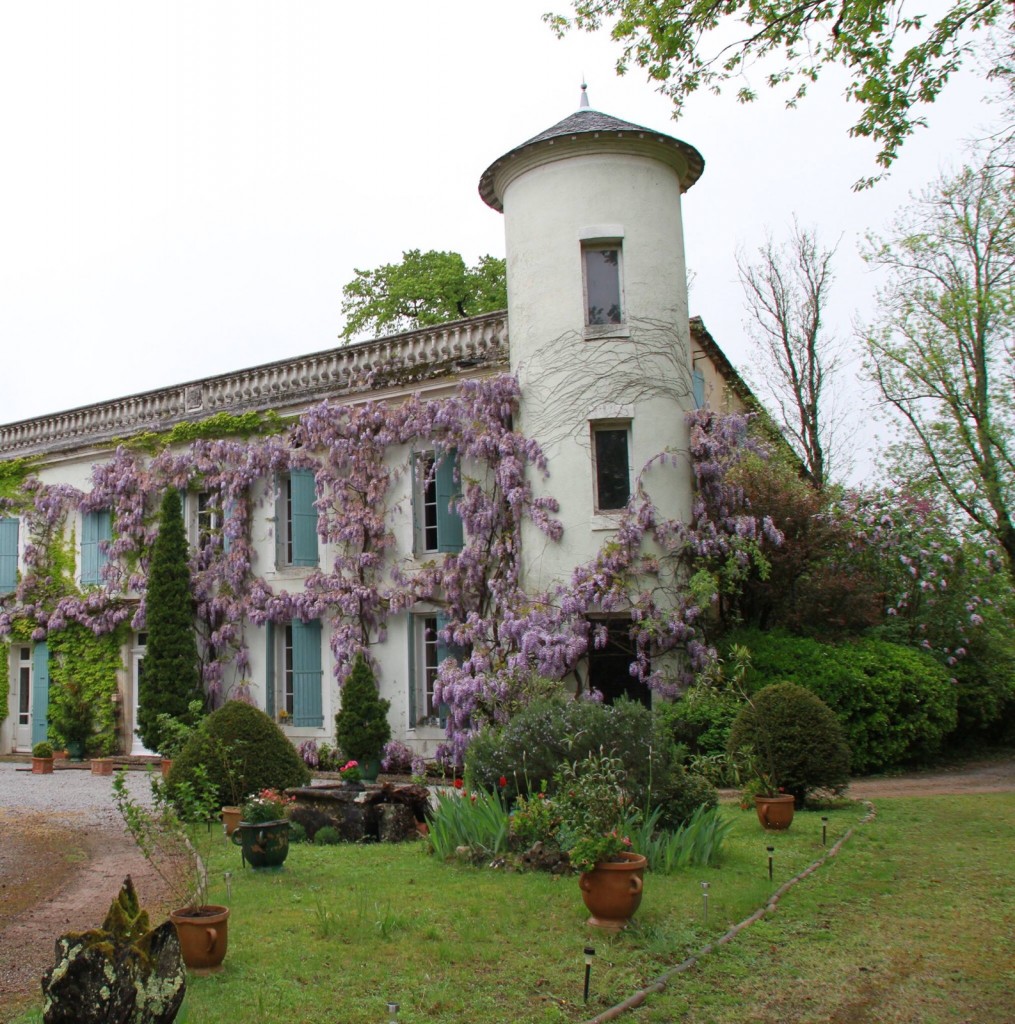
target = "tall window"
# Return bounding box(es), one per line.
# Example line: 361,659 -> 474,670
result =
0,517 -> 18,594
17,646 -> 31,728
272,619 -> 323,727
413,450 -> 464,555
592,423 -> 631,511
80,510 -> 112,585
408,612 -> 464,728
196,491 -> 219,550
276,470 -> 319,567
583,244 -> 623,326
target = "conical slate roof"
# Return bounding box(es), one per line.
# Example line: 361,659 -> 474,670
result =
479,106 -> 704,211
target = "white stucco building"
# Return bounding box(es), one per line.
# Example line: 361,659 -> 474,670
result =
1,95 -> 751,759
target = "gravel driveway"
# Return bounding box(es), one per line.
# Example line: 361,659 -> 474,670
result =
0,762 -> 171,1022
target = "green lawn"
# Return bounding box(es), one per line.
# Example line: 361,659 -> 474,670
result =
14,795 -> 1015,1023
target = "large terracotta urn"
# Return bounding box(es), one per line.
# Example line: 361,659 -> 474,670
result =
578,851 -> 647,932
754,793 -> 795,830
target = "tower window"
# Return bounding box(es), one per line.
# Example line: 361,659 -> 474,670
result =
592,423 -> 631,511
583,244 -> 623,326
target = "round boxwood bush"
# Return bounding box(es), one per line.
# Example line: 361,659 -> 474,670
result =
727,682 -> 850,804
732,629 -> 958,773
168,700 -> 311,807
314,826 -> 341,845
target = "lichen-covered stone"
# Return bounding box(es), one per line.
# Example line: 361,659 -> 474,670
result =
377,803 -> 416,843
42,877 -> 186,1024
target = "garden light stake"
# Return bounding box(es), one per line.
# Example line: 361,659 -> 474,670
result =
387,1001 -> 399,1024
223,871 -> 232,900
767,845 -> 774,882
701,881 -> 709,924
583,946 -> 595,1003
822,816 -> 828,846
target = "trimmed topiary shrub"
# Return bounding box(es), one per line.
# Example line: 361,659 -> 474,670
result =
732,629 -> 958,773
334,654 -> 391,762
168,700 -> 310,807
727,682 -> 850,804
137,490 -> 205,755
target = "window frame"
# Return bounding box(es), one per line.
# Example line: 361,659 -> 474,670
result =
275,469 -> 319,569
582,241 -> 625,331
590,420 -> 632,513
267,618 -> 324,729
412,449 -> 464,556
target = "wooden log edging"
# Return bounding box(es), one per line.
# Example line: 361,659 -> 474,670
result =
580,802 -> 878,1024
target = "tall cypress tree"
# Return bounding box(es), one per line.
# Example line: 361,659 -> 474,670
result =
137,490 -> 204,753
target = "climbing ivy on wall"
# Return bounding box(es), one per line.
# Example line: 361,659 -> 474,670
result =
0,376 -> 786,763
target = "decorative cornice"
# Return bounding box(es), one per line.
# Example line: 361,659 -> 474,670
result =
0,312 -> 509,459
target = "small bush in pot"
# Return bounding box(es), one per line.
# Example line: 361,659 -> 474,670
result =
33,741 -> 54,759
727,681 -> 850,805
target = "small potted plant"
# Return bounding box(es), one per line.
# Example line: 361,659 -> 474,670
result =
31,741 -> 55,775
232,788 -> 295,870
338,759 -> 363,787
553,749 -> 646,932
154,700 -> 204,778
334,654 -> 391,782
277,708 -> 292,726
112,765 -> 229,971
727,682 -> 851,830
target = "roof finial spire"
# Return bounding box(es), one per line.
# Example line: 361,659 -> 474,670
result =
579,80 -> 590,108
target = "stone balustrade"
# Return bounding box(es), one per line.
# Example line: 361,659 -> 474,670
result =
0,313 -> 509,458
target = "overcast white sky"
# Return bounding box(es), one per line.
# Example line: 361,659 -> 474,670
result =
0,1 -> 999,477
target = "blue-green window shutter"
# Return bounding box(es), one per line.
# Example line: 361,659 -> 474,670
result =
290,470 -> 319,566
264,625 -> 276,719
31,642 -> 50,747
406,614 -> 417,726
0,517 -> 18,594
291,618 -> 323,727
692,369 -> 705,409
81,510 -> 111,585
435,450 -> 464,553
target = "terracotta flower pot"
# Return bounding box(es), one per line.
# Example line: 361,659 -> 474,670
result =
578,851 -> 647,932
221,806 -> 242,836
160,758 -> 173,779
91,758 -> 114,776
754,793 -> 795,830
31,757 -> 54,775
170,905 -> 229,972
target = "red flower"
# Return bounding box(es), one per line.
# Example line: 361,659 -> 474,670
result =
498,776 -> 508,788
453,778 -> 463,789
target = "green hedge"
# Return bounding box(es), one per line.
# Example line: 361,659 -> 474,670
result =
733,629 -> 958,773
465,697 -> 717,830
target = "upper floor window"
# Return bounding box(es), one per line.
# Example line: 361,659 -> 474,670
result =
583,244 -> 623,326
412,450 -> 463,556
80,510 -> 112,586
0,517 -> 18,594
592,423 -> 631,512
196,491 -> 219,550
276,470 -> 319,568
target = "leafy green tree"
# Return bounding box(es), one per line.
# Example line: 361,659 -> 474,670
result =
340,250 -> 507,340
137,490 -> 205,753
546,0 -> 1006,184
863,153 -> 1015,581
334,654 -> 391,762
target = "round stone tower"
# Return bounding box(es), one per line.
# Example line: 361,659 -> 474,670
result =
479,91 -> 705,595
